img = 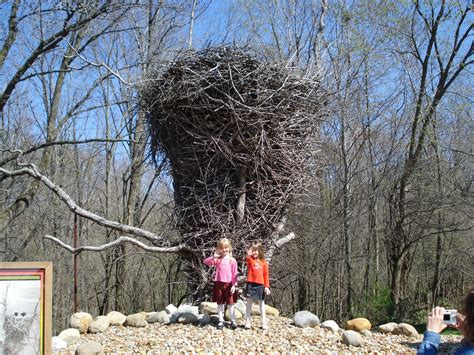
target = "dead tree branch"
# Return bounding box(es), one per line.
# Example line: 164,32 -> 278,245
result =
44,235 -> 188,255
0,164 -> 165,244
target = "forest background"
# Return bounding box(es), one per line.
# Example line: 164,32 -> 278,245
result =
0,0 -> 472,334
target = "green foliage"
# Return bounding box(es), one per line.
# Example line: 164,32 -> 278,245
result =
357,286 -> 395,325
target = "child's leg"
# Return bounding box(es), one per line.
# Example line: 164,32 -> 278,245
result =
228,304 -> 236,322
245,298 -> 253,327
258,300 -> 267,328
217,304 -> 225,322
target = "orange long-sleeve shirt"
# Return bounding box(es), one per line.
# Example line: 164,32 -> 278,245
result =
246,256 -> 269,288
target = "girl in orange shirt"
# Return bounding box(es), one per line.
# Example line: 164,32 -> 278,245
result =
244,241 -> 270,329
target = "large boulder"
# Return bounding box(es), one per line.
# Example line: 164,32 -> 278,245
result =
165,304 -> 178,314
107,311 -> 126,326
70,312 -> 93,334
58,328 -> 81,344
88,316 -> 110,333
147,311 -> 169,324
265,305 -> 280,316
321,320 -> 340,332
52,336 -> 68,351
170,304 -> 199,323
392,323 -> 419,337
293,310 -> 320,328
125,312 -> 148,327
249,304 -> 280,316
234,300 -> 246,317
342,330 -> 364,347
178,312 -> 199,325
177,304 -> 199,316
209,314 -> 220,325
378,322 -> 398,334
225,307 -> 243,320
199,302 -> 218,315
198,313 -> 211,326
346,318 -> 371,332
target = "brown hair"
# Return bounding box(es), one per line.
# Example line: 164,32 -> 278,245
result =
462,287 -> 474,342
250,241 -> 265,261
217,238 -> 232,257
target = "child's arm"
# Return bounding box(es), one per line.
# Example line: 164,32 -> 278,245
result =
230,258 -> 238,293
245,248 -> 252,263
203,249 -> 221,266
263,261 -> 271,295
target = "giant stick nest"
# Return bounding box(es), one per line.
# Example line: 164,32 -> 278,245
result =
140,47 -> 325,254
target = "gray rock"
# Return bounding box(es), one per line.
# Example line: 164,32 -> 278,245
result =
209,314 -> 220,324
321,320 -> 340,332
148,310 -> 169,324
165,304 -> 177,314
342,330 -> 364,347
75,341 -> 104,355
393,323 -> 419,337
58,328 -> 81,344
378,322 -> 398,334
178,312 -> 199,325
52,336 -> 67,351
169,311 -> 181,323
361,329 -> 372,337
145,312 -> 159,324
293,310 -> 320,328
125,312 -> 148,327
198,313 -> 211,326
107,311 -> 126,326
70,312 -> 93,334
177,304 -> 199,316
88,316 -> 110,333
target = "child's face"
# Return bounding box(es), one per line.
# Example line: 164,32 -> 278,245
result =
219,245 -> 230,257
250,248 -> 259,259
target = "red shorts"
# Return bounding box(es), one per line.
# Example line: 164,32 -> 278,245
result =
213,281 -> 237,305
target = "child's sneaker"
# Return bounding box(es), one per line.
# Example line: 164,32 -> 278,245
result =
217,322 -> 224,330
261,322 -> 268,330
230,321 -> 237,330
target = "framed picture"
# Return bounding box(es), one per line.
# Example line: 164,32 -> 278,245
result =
0,262 -> 52,355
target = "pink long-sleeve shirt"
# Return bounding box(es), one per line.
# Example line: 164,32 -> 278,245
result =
203,256 -> 238,286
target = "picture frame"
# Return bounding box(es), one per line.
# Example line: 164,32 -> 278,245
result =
0,262 -> 52,355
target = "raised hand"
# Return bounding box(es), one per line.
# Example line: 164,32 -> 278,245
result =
426,306 -> 448,334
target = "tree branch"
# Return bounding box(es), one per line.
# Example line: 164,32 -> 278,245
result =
0,164 -> 165,243
44,235 -> 189,255
0,0 -> 20,69
0,1 -> 117,113
266,232 -> 296,264
0,138 -> 131,166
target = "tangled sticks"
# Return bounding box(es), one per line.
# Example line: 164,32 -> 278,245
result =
141,47 -> 324,256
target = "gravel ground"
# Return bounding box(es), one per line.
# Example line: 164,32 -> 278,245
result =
55,316 -> 463,354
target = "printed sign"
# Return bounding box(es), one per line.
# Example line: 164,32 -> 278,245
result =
0,262 -> 52,355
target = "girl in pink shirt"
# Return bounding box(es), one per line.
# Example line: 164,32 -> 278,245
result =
203,238 -> 238,329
